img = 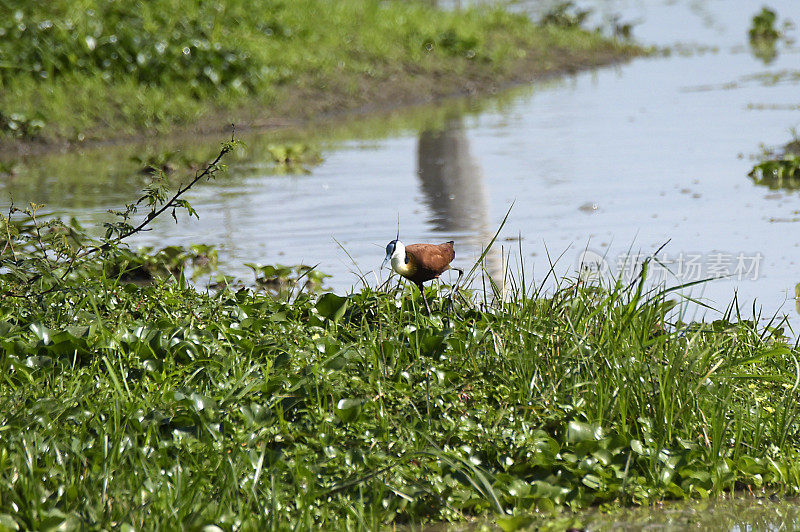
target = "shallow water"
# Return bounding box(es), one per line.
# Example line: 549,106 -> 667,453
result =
3,0 -> 800,329
411,494 -> 800,531
559,494 -> 800,531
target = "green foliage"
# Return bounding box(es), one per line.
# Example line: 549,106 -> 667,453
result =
421,28 -> 483,59
539,2 -> 591,29
748,7 -> 783,64
749,7 -> 781,41
2,223 -> 800,527
0,0 -> 637,141
104,244 -> 219,282
0,1 -> 255,93
265,143 -> 323,174
0,138 -> 237,299
749,154 -> 800,189
3,138 -> 796,527
245,262 -> 330,296
0,111 -> 45,138
130,149 -> 200,175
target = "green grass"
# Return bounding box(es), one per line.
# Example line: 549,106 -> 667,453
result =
1,239 -> 800,528
1,144 -> 797,529
750,154 -> 800,190
0,0 -> 640,145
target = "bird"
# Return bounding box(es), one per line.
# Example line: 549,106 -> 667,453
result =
382,238 -> 463,313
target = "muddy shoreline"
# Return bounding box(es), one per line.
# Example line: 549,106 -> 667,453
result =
1,47 -> 641,159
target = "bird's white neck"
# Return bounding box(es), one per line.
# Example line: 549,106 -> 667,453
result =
390,242 -> 412,276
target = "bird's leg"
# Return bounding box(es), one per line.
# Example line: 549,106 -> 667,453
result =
417,282 -> 432,314
448,267 -> 464,306
453,268 -> 464,291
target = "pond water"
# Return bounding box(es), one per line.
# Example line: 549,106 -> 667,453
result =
3,0 -> 800,330
573,494 -> 800,531
418,494 -> 800,530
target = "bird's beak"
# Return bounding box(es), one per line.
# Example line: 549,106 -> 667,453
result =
381,256 -> 390,270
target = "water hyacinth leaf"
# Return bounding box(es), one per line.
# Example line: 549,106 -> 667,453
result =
566,420 -> 603,442
421,333 -> 446,356
681,467 -> 711,483
0,514 -> 19,531
506,478 -> 531,498
142,359 -> 162,373
30,323 -> 52,344
25,355 -> 53,368
531,480 -> 569,501
497,514 -> 535,532
269,311 -> 286,322
316,293 -> 348,322
272,351 -> 290,368
335,398 -> 363,423
581,473 -> 602,489
65,325 -> 89,338
324,349 -> 356,370
190,392 -> 216,412
592,448 -> 613,466
631,439 -> 645,455
246,402 -> 270,423
659,465 -> 677,485
37,508 -> 78,530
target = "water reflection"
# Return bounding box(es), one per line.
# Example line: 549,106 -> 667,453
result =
749,39 -> 778,64
582,495 -> 800,531
417,118 -> 488,233
795,283 -> 800,317
416,117 -> 504,288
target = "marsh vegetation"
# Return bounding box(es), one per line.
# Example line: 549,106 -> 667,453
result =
3,0 -> 800,529
0,0 -> 639,149
2,144 -> 800,529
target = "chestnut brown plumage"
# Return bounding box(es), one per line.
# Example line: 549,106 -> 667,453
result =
382,239 -> 463,313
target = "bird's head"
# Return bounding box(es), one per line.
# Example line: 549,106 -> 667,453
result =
382,239 -> 405,270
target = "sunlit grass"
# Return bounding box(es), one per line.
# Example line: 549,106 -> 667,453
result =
0,0 -> 639,143
1,245 -> 799,528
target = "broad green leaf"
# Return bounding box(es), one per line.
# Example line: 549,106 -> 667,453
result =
497,515 -> 535,532
30,323 -> 52,344
566,420 -> 603,442
0,514 -> 19,531
335,398 -> 363,423
581,473 -> 601,489
631,439 -> 645,455
191,392 -> 216,412
316,293 -> 348,322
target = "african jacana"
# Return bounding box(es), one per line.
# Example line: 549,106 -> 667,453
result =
382,239 -> 463,313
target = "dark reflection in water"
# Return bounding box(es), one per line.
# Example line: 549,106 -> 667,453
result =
749,39 -> 778,64
416,117 -> 504,288
417,118 -> 489,233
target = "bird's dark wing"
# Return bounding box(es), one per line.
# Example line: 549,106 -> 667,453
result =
405,242 -> 455,283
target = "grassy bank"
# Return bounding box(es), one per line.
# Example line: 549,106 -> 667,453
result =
0,0 -> 640,150
1,149 -> 800,529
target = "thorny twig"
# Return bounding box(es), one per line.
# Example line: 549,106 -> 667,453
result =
2,131 -> 238,294
1,203 -> 17,260
67,139 -> 234,269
